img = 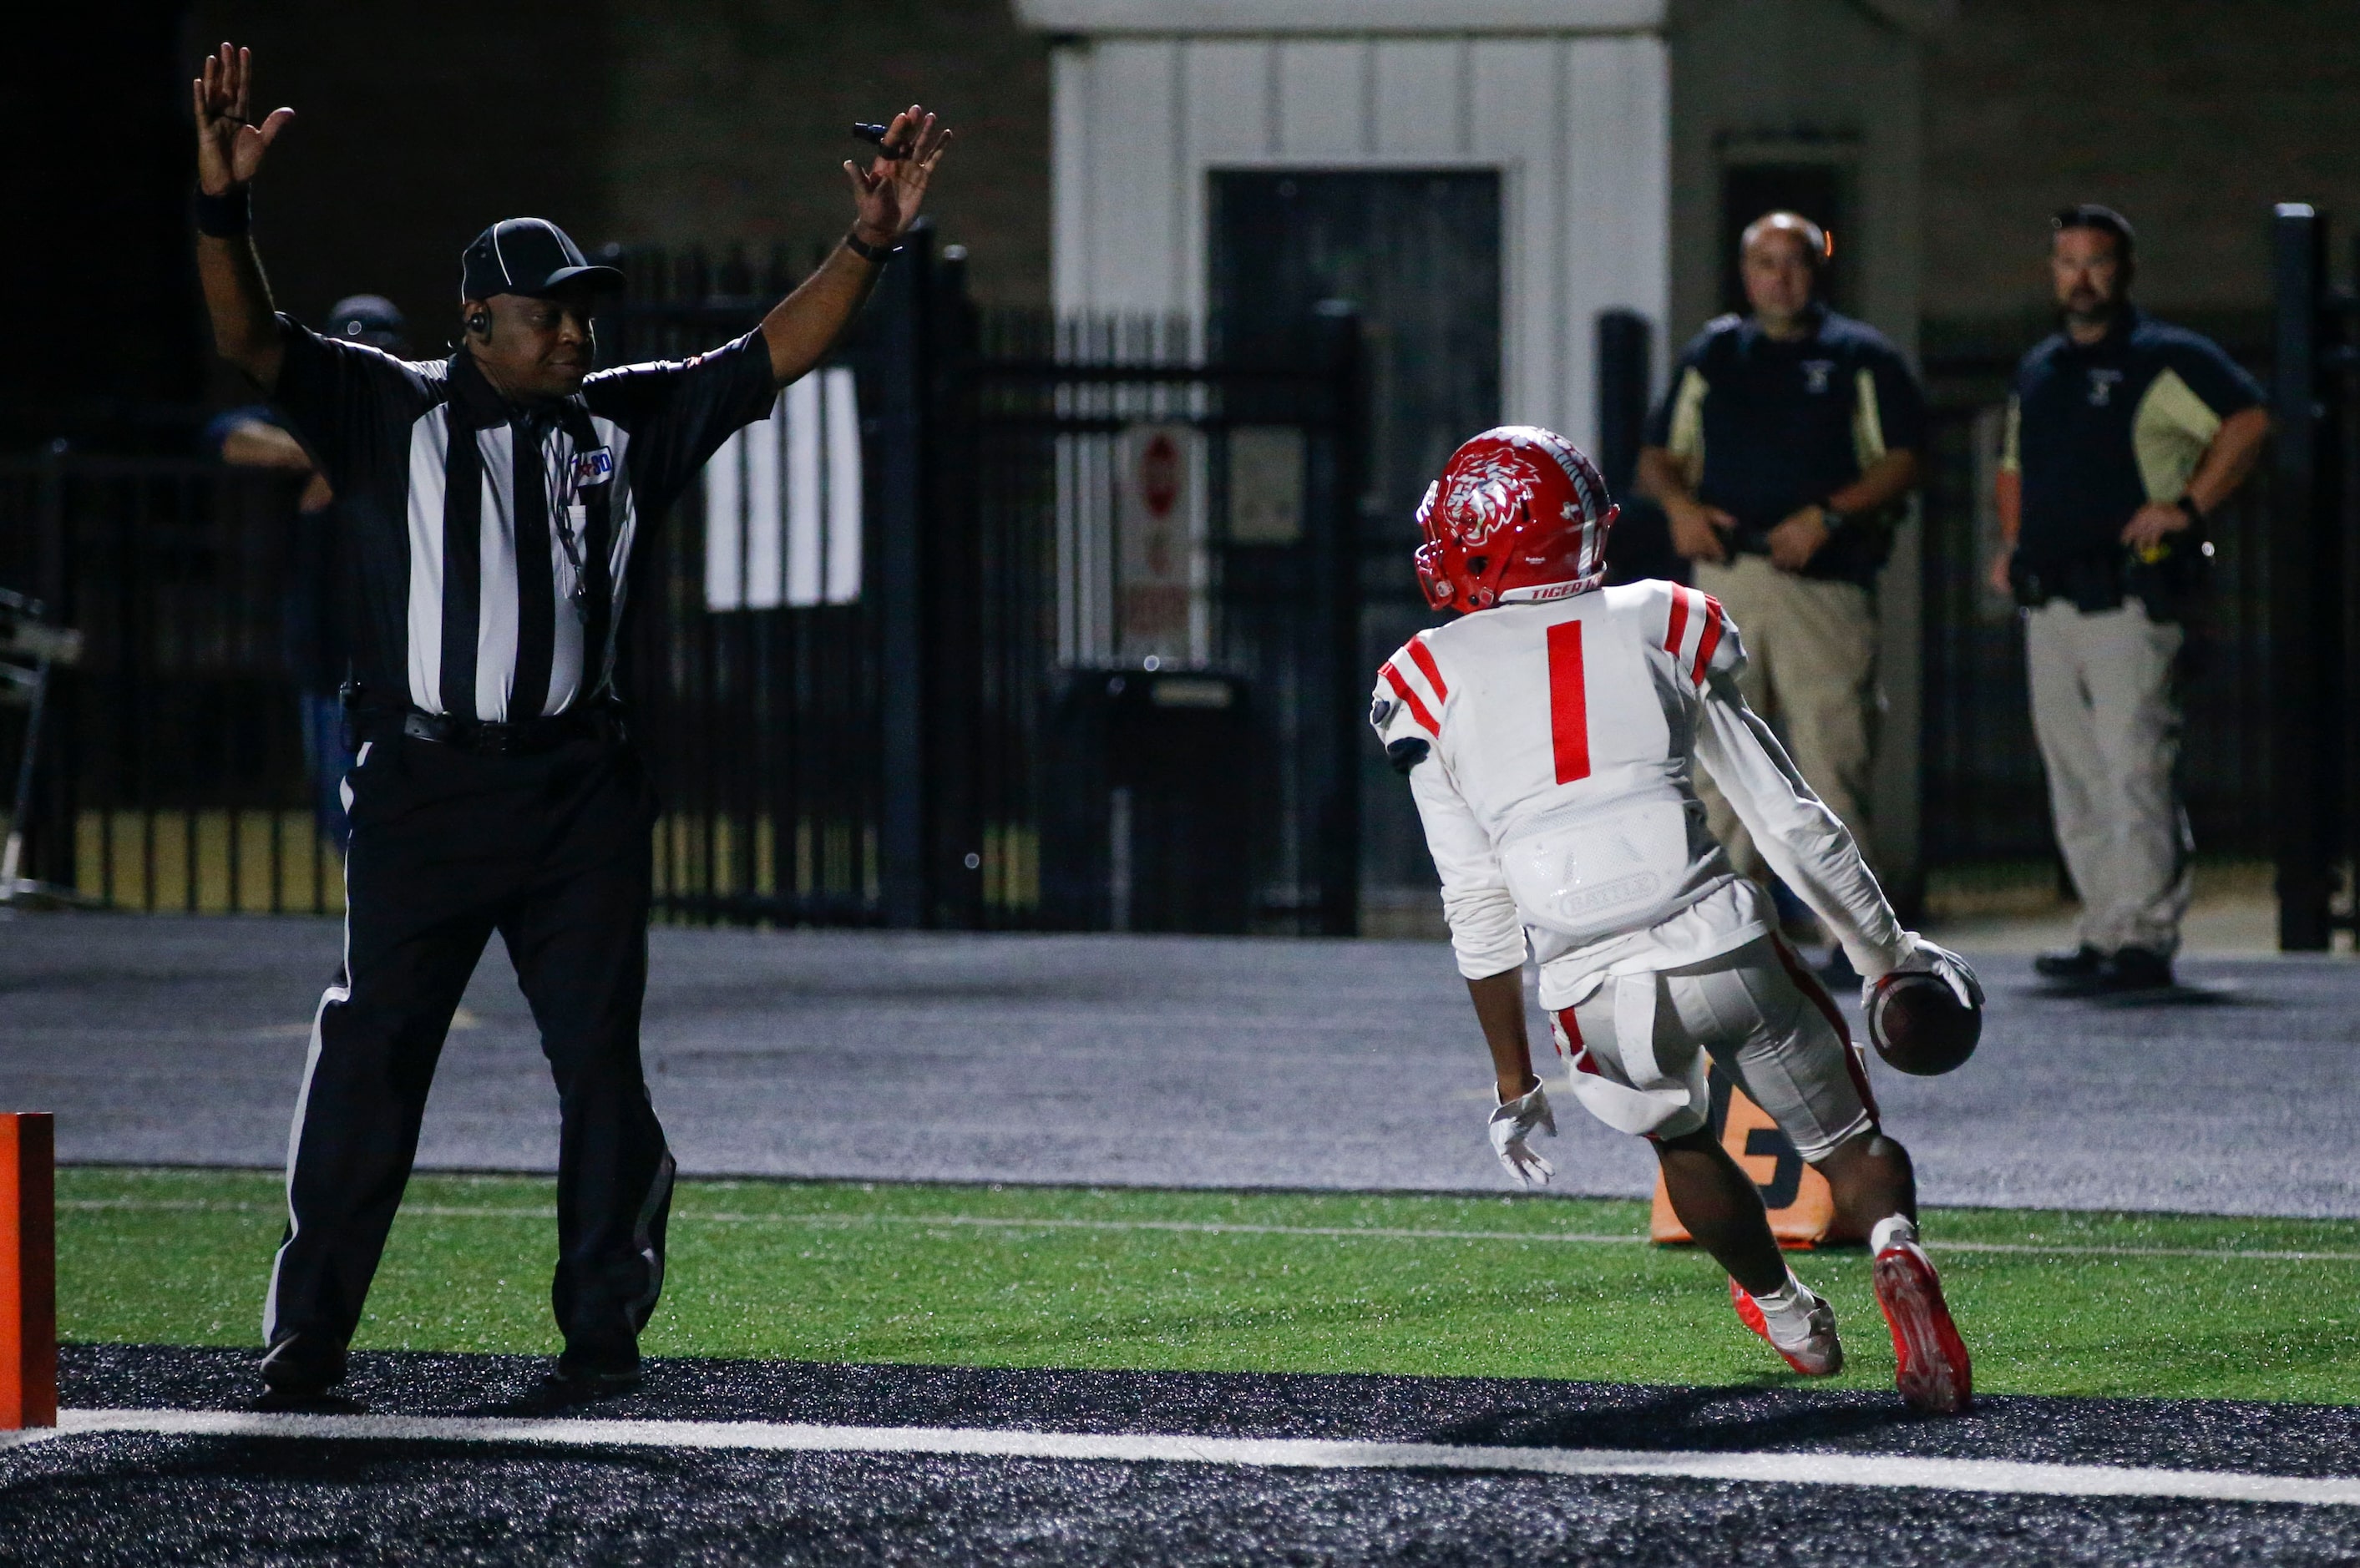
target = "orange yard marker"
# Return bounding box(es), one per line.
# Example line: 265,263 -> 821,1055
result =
1649,1072 -> 1856,1250
0,1113 -> 57,1429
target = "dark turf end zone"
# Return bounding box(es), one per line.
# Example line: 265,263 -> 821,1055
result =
10,1443 -> 2360,1568
12,1348 -> 2360,1567
54,1343 -> 2360,1476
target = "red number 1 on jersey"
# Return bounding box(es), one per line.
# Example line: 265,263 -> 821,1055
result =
1547,620 -> 1591,784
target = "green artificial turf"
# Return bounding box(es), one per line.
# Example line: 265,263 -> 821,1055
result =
55,1166 -> 2360,1404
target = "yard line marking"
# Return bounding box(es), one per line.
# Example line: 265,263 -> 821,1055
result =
7,1409 -> 2360,1508
54,1196 -> 2360,1262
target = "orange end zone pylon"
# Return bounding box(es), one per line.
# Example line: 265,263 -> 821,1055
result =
1649,1070 -> 1859,1250
1,1112 -> 57,1429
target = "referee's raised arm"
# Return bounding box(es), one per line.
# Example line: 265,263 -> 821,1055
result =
191,43 -> 293,391
755,105 -> 953,388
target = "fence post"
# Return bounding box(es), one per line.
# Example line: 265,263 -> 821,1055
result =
2343,231 -> 2360,916
924,243 -> 986,931
33,442 -> 68,893
1313,301 -> 1365,938
2271,205 -> 2337,951
873,225 -> 934,928
1593,310 -> 1652,497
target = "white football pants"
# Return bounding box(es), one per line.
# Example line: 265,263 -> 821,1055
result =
1546,934 -> 1876,1161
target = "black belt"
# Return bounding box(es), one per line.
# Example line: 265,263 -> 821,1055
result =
366,705 -> 625,756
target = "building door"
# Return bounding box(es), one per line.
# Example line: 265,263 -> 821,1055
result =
1209,170 -> 1502,919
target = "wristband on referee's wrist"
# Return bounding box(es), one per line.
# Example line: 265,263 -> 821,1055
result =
195,185 -> 251,238
844,228 -> 901,265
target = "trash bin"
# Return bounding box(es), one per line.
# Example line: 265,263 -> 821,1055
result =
1039,669 -> 1254,933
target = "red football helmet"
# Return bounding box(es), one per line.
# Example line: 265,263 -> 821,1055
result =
1413,427 -> 1619,613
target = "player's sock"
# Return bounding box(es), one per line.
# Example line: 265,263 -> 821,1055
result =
1750,1269 -> 1822,1345
1870,1215 -> 1919,1255
1732,1268 -> 1843,1375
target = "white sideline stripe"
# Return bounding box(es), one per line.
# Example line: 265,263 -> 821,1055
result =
8,1409 -> 2360,1508
54,1198 -> 2360,1263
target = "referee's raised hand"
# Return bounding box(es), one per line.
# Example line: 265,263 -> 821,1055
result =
193,43 -> 293,195
843,105 -> 952,250
191,43 -> 292,389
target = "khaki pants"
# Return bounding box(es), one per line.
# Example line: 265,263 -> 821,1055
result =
1693,554 -> 1879,879
2025,597 -> 2192,955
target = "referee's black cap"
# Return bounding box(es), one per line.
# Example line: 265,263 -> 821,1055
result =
459,218 -> 625,303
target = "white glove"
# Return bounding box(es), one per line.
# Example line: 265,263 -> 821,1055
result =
1865,933 -> 1984,1013
1486,1084 -> 1557,1188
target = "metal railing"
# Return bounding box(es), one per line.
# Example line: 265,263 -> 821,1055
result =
0,447 -> 342,913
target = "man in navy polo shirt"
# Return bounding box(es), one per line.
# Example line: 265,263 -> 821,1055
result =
1638,211 -> 1927,979
1992,205 -> 2270,992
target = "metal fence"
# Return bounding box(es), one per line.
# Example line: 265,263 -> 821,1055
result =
950,308 -> 1365,935
600,243 -> 895,927
0,449 -> 342,913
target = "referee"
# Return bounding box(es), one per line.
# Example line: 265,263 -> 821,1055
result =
191,43 -> 950,1402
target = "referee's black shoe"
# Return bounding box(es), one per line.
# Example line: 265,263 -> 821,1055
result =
550,1342 -> 643,1399
2033,943 -> 2105,982
257,1333 -> 349,1407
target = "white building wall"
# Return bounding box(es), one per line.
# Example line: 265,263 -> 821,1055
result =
1045,29 -> 1669,452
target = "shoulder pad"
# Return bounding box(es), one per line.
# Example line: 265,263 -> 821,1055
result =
1373,632 -> 1449,736
1658,582 -> 1745,687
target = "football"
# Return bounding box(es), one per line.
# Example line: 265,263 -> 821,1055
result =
1866,970 -> 1982,1076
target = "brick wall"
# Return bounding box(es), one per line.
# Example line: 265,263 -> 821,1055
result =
607,0 -> 1051,307
166,0 -> 1049,431
1922,0 -> 2360,343
186,1 -> 614,356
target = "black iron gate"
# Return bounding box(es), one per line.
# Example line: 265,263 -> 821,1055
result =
610,230 -> 1367,934
2269,204 -> 2360,948
601,242 -> 897,927
940,308 -> 1366,935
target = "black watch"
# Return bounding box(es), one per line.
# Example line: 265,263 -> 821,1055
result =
2176,494 -> 2206,530
844,230 -> 902,265
1818,504 -> 1849,532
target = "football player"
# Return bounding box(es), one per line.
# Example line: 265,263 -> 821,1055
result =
1373,427 -> 1979,1414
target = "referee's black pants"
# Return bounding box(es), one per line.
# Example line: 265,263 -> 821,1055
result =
264,728 -> 674,1360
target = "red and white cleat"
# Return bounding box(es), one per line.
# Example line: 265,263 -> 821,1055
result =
1729,1277 -> 1844,1376
1873,1240 -> 1973,1414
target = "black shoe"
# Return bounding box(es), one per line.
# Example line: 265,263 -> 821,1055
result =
2096,946 -> 2174,991
2033,944 -> 2106,981
550,1343 -> 643,1399
259,1333 -> 348,1399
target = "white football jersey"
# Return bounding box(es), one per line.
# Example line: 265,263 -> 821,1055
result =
1371,579 -> 1906,1009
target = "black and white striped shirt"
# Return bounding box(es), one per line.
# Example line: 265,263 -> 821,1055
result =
271,316 -> 774,721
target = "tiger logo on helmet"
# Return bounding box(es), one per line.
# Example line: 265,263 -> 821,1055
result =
1413,427 -> 1618,613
